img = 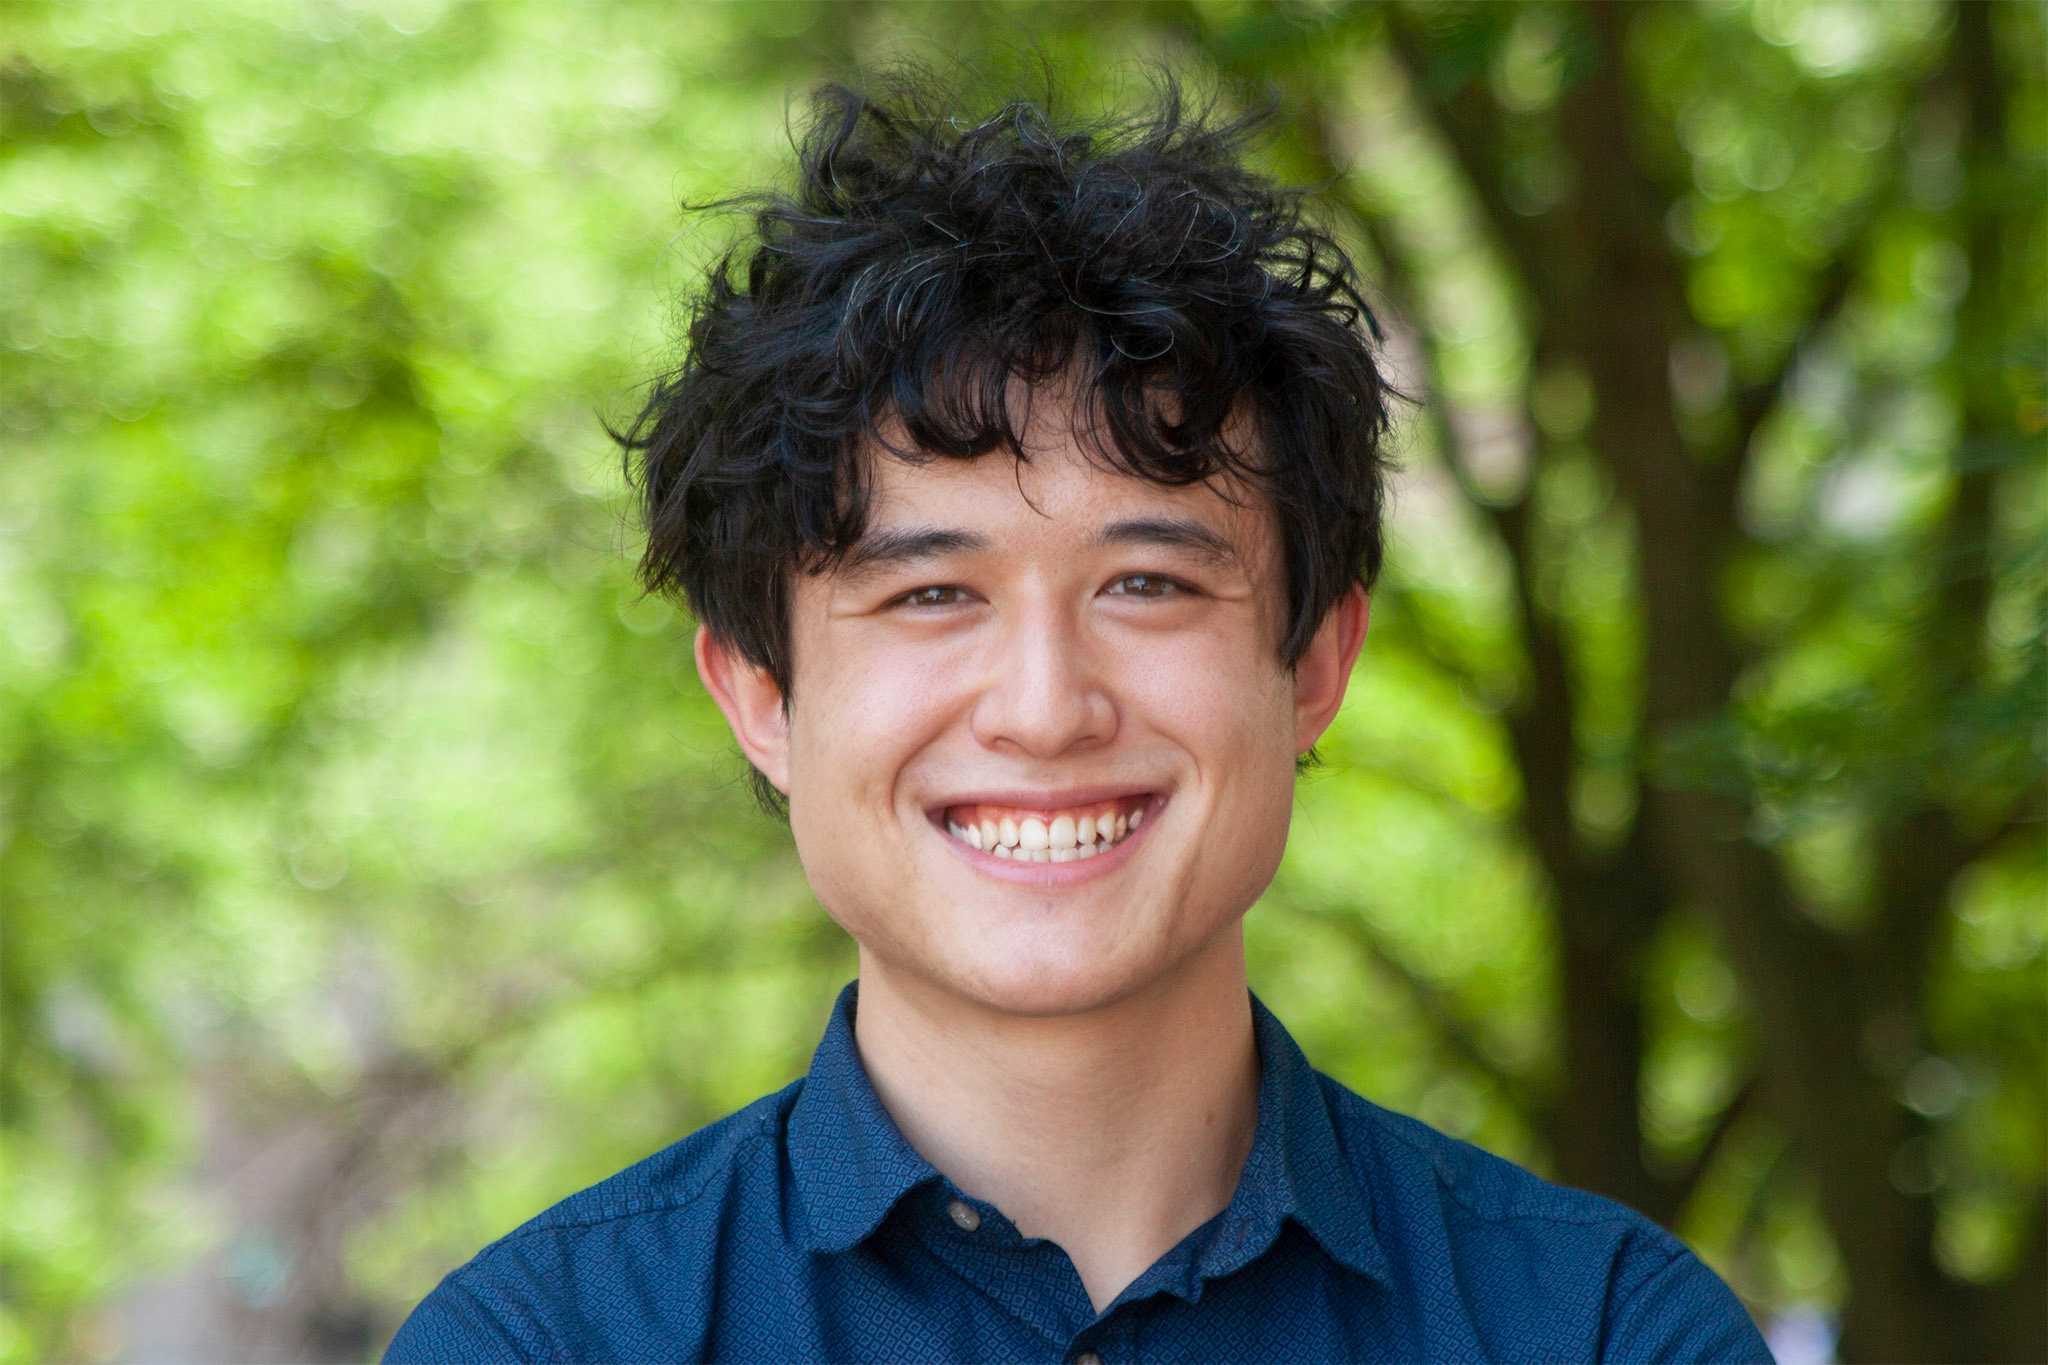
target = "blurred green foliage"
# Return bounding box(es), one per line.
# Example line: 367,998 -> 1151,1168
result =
2,2 -> 2042,1361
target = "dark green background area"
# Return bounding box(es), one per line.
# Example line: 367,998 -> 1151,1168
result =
3,2 -> 2042,1361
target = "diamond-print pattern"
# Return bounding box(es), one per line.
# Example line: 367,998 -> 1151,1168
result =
384,982 -> 1773,1362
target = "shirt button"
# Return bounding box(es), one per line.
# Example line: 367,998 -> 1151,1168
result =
1072,1353 -> 1103,1365
946,1199 -> 981,1232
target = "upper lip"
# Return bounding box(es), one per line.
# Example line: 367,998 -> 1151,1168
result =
926,784 -> 1161,815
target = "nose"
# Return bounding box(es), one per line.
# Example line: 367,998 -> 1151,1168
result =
969,602 -> 1117,758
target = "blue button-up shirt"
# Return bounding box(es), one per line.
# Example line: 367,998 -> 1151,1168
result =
386,983 -> 1771,1362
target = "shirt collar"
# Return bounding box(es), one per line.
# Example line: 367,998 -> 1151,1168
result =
1214,992 -> 1391,1285
787,980 -> 1391,1286
787,982 -> 938,1254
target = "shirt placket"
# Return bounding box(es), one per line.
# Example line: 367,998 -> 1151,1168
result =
912,1184 -> 1112,1360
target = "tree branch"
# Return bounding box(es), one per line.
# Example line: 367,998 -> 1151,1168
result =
1380,9 -> 1551,304
1304,115 -> 1586,889
1282,901 -> 1551,1132
1668,1074 -> 1760,1218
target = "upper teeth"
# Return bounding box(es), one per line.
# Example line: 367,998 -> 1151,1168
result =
945,800 -> 1147,863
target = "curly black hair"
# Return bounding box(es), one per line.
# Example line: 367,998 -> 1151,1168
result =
615,71 -> 1395,814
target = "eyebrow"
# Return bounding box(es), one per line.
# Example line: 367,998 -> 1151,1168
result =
835,515 -> 1242,582
837,526 -> 991,581
1091,516 -> 1243,569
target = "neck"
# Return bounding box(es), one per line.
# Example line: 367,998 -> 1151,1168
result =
850,934 -> 1261,1313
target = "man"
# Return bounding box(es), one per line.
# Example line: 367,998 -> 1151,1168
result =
386,76 -> 1773,1363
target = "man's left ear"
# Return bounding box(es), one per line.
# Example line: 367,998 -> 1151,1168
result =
1294,582 -> 1371,754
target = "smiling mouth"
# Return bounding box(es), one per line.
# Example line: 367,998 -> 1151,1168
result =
940,796 -> 1153,863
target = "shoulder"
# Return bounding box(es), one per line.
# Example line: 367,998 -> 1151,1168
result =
382,1081 -> 799,1364
1317,1076 -> 1773,1362
1324,1074 -> 1666,1238
488,1080 -> 791,1239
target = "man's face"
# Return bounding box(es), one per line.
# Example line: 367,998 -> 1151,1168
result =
700,395 -> 1367,1020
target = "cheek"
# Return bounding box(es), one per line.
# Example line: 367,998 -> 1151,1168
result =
1137,632 -> 1297,866
1130,628 -> 1296,762
788,636 -> 954,804
1198,714 -> 1298,920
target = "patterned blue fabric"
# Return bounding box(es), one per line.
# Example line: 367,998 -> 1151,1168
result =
385,982 -> 1773,1363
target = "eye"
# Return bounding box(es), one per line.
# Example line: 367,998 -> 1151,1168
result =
1104,573 -> 1190,599
891,584 -> 971,609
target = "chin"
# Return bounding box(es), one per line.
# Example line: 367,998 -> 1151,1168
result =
972,969 -> 1131,1018
954,921 -> 1234,1019
899,935 -> 1150,1019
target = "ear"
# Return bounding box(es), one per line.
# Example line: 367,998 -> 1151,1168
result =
1294,582 -> 1371,754
694,626 -> 792,795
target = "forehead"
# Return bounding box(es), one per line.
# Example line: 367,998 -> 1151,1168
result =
850,394 -> 1277,569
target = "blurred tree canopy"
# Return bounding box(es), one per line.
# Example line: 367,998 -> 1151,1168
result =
2,2 -> 2042,1361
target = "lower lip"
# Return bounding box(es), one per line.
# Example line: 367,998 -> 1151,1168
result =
933,798 -> 1163,886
